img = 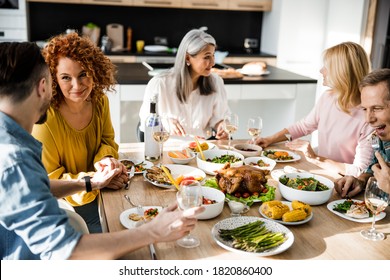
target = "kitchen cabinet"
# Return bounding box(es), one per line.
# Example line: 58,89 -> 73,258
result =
81,0 -> 133,6
228,0 -> 272,11
182,0 -> 228,10
133,0 -> 182,8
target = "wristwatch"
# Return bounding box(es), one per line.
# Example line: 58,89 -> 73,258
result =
82,175 -> 92,193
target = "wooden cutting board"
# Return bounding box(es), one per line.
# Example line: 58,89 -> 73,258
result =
106,23 -> 123,51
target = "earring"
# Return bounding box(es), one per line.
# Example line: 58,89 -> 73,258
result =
186,62 -> 190,66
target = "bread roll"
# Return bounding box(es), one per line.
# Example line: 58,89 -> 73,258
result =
242,61 -> 267,75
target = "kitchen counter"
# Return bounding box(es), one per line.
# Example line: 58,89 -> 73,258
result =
114,63 -> 317,85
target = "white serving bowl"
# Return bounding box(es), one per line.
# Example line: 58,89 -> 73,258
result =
233,143 -> 263,157
197,186 -> 225,220
196,149 -> 244,175
244,156 -> 276,171
278,172 -> 334,205
167,150 -> 195,165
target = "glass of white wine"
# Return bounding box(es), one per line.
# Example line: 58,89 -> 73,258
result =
152,115 -> 170,161
247,116 -> 263,143
360,177 -> 389,241
176,179 -> 203,248
223,113 -> 239,150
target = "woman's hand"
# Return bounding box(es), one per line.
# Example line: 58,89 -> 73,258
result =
92,157 -> 128,190
334,176 -> 365,198
215,121 -> 228,139
253,137 -> 272,148
372,151 -> 390,194
169,118 -> 186,136
285,139 -> 317,160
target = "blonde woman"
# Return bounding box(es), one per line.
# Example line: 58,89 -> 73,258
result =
254,42 -> 373,176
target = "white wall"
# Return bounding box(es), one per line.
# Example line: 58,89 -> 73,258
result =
261,0 -> 369,80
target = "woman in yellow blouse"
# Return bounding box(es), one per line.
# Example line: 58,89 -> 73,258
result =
32,33 -> 128,233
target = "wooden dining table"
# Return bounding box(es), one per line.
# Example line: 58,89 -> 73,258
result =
100,139 -> 390,260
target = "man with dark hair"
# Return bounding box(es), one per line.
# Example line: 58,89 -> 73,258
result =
0,42 -> 203,259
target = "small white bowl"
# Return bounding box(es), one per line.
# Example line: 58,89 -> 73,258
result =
167,150 -> 195,165
196,149 -> 244,175
197,186 -> 225,220
244,156 -> 276,171
233,143 -> 263,157
278,172 -> 334,205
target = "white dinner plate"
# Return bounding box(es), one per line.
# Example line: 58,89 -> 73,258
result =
244,156 -> 277,171
211,216 -> 294,256
258,201 -> 313,225
119,206 -> 162,229
262,149 -> 301,163
327,199 -> 386,223
236,69 -> 271,76
143,164 -> 206,189
120,158 -> 153,174
144,45 -> 169,52
181,142 -> 217,153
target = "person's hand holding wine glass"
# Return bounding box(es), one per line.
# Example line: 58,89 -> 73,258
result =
176,179 -> 203,248
360,177 -> 389,241
152,115 -> 170,160
223,113 -> 239,150
247,116 -> 263,143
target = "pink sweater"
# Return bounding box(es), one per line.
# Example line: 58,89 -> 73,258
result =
288,90 -> 374,176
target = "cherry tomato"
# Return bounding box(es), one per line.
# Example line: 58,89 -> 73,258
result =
252,192 -> 259,197
234,192 -> 241,198
262,188 -> 268,193
242,192 -> 250,198
189,142 -> 197,149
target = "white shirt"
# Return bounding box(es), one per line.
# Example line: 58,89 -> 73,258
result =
139,72 -> 230,138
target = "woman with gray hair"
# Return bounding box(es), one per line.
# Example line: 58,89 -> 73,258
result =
139,29 -> 230,140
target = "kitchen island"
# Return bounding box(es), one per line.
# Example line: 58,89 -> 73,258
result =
108,63 -> 317,143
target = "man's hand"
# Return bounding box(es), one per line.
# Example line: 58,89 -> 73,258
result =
334,175 -> 365,198
372,151 -> 390,194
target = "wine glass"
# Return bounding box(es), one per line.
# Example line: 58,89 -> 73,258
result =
360,177 -> 389,241
223,113 -> 239,150
152,115 -> 170,160
247,116 -> 263,143
176,179 -> 203,248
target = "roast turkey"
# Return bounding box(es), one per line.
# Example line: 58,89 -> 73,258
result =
215,163 -> 269,194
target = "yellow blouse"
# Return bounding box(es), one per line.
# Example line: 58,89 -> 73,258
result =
32,95 -> 119,206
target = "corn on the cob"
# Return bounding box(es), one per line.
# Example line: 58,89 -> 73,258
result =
263,204 -> 290,219
260,200 -> 283,213
282,209 -> 307,222
291,200 -> 312,215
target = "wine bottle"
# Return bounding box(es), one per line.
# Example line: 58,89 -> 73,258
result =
144,95 -> 160,161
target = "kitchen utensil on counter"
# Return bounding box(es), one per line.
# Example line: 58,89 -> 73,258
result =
136,40 -> 145,53
106,23 -> 124,52
126,27 -> 132,51
100,35 -> 112,54
214,51 -> 229,64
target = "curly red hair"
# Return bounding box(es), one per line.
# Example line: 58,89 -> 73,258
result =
42,32 -> 117,108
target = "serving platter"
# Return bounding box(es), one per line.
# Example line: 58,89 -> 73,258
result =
211,216 -> 294,256
258,201 -> 313,225
236,68 -> 271,76
262,149 -> 301,163
327,199 -> 386,223
143,164 -> 206,189
119,206 -> 162,229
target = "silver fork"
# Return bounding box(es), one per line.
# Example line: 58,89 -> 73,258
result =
123,194 -> 143,215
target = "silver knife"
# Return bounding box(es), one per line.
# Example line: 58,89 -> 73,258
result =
125,166 -> 135,190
